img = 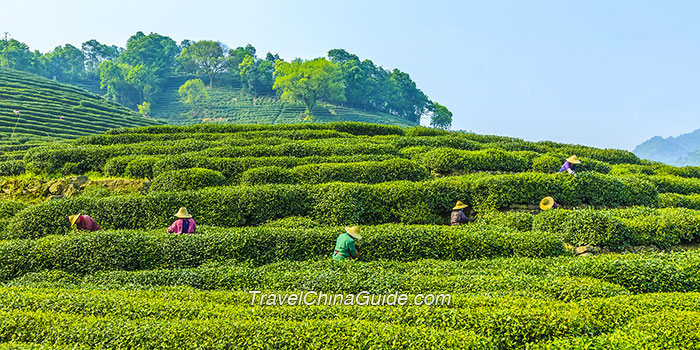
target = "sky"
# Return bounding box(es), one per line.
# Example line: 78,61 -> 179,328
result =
3,0 -> 700,150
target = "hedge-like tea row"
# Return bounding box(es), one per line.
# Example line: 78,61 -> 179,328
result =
104,154 -> 397,180
659,193 -> 700,210
641,174 -> 700,195
0,225 -> 565,279
5,172 -> 658,238
24,139 -> 401,174
419,148 -> 531,173
533,207 -> 700,248
0,308 -> 493,349
239,159 -> 431,185
150,168 -> 227,191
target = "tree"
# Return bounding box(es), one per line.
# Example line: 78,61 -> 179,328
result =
429,102 -> 453,130
119,31 -> 179,78
137,101 -> 151,117
273,58 -> 345,120
0,39 -> 38,72
82,39 -> 121,78
99,61 -> 157,108
40,44 -> 85,81
178,79 -> 209,117
177,40 -> 227,87
238,54 -> 258,95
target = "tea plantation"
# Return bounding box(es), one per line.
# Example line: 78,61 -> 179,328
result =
2,122 -> 700,348
0,69 -> 160,142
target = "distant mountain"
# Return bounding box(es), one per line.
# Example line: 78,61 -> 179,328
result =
634,129 -> 700,166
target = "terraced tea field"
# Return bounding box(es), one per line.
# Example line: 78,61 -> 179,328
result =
1,122 -> 700,348
0,69 -> 159,141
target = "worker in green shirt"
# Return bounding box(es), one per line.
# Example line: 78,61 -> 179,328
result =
332,226 -> 362,260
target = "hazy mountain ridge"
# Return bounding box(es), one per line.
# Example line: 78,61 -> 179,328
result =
634,129 -> 700,165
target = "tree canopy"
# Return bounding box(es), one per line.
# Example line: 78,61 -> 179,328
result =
0,34 -> 452,128
273,58 -> 345,120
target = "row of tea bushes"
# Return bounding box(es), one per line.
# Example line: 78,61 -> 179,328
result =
0,225 -> 565,279
5,172 -> 658,238
533,207 -> 700,248
238,159 -> 431,185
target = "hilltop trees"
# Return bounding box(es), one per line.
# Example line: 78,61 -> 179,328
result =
40,44 -> 85,81
273,58 -> 345,120
0,39 -> 39,72
177,40 -> 227,87
1,33 -> 453,127
82,40 -> 121,79
239,53 -> 277,96
429,102 -> 453,129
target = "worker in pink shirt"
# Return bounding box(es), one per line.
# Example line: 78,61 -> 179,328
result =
167,207 -> 197,234
69,214 -> 101,232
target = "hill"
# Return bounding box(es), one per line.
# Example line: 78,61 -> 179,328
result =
2,122 -> 700,347
634,128 -> 700,166
0,69 -> 160,143
71,77 -> 419,127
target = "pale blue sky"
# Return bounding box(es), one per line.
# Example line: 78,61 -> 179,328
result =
3,0 -> 700,149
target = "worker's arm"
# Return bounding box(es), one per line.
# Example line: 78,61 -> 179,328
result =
167,221 -> 178,233
566,168 -> 574,174
348,239 -> 358,259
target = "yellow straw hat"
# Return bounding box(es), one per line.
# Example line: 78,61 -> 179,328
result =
566,155 -> 581,164
69,214 -> 81,225
174,207 -> 192,219
452,201 -> 468,210
345,226 -> 362,240
540,197 -> 556,210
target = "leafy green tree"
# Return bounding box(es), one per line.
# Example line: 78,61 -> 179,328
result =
178,78 -> 209,117
99,61 -> 157,108
137,101 -> 151,116
177,40 -> 227,87
228,44 -> 256,68
40,44 -> 85,81
273,58 -> 345,120
429,102 -> 453,130
0,39 -> 39,72
82,39 -> 121,78
238,54 -> 258,94
119,31 -> 179,78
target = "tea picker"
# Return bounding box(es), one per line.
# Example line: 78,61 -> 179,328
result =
333,226 -> 361,260
558,155 -> 581,175
540,196 -> 559,210
450,201 -> 475,226
68,214 -> 101,232
167,207 -> 197,234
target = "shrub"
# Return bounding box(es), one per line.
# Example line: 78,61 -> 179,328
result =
239,166 -> 297,185
123,156 -> 162,179
479,211 -> 534,231
0,160 -> 25,176
531,155 -> 561,173
421,148 -> 530,173
150,168 -> 227,192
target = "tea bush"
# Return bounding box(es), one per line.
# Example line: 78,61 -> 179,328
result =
150,168 -> 227,192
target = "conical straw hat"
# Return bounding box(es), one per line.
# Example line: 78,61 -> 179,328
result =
345,226 -> 362,240
452,201 -> 468,210
566,155 -> 581,164
540,197 -> 556,210
174,207 -> 192,219
69,214 -> 81,225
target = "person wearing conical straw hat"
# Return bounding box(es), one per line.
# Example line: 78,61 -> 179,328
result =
558,155 -> 581,175
68,214 -> 101,232
167,207 -> 197,234
540,196 -> 559,211
332,226 -> 361,260
451,201 -> 475,226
